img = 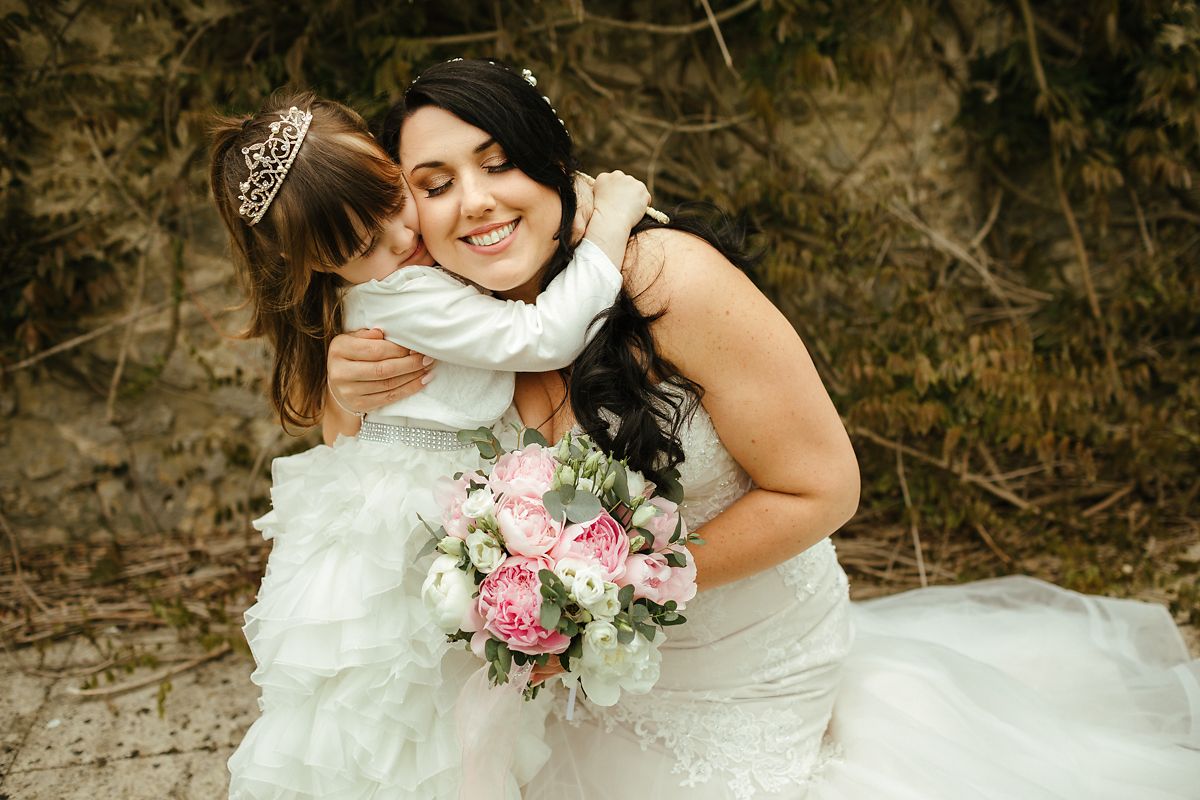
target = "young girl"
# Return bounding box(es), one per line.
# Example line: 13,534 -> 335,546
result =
209,90 -> 650,799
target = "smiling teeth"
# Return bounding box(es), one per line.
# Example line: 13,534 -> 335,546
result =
465,221 -> 516,247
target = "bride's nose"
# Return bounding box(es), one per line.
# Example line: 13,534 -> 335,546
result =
460,174 -> 496,219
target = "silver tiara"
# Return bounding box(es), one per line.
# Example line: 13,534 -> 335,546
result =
237,106 -> 313,225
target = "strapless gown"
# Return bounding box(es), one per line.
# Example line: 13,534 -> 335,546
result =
524,404 -> 1200,799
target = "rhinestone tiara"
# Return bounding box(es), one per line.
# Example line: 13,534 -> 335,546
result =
237,106 -> 313,226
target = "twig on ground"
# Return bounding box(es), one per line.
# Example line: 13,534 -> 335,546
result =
66,642 -> 231,699
895,449 -> 929,588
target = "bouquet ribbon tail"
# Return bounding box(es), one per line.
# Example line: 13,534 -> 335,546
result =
456,662 -> 534,800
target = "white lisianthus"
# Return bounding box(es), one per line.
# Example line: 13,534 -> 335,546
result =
553,556 -> 591,591
584,582 -> 622,620
578,628 -> 663,707
422,554 -> 477,633
556,465 -> 576,486
601,471 -> 617,492
460,488 -> 496,520
583,451 -> 604,475
437,537 -> 466,558
569,564 -> 607,608
582,619 -> 619,651
576,476 -> 596,495
630,502 -> 659,529
466,531 -> 504,574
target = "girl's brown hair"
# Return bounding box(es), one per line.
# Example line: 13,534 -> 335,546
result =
210,90 -> 404,430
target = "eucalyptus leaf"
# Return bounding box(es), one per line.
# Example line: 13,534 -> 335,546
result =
521,427 -> 549,447
415,537 -> 438,559
540,601 -> 561,631
664,550 -> 687,569
610,461 -> 630,503
542,491 -> 567,522
617,626 -> 635,645
618,584 -> 634,609
565,491 -> 602,523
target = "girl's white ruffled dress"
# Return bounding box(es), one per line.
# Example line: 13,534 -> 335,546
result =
227,241 -> 622,799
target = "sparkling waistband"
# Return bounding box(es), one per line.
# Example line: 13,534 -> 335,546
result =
358,420 -> 470,451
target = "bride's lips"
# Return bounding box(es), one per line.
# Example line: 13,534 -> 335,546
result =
460,218 -> 520,255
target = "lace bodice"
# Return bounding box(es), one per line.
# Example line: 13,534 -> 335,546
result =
554,402 -> 854,799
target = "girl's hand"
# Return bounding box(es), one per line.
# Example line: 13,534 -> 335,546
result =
571,172 -> 596,246
589,170 -> 651,233
327,328 -> 433,415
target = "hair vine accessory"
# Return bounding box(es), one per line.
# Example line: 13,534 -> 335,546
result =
521,68 -> 537,87
237,106 -> 313,226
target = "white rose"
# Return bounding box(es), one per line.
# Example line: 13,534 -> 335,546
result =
466,531 -> 504,574
553,556 -> 591,591
422,554 -> 476,633
461,488 -> 496,520
585,582 -> 622,620
582,620 -> 619,651
569,564 -> 606,608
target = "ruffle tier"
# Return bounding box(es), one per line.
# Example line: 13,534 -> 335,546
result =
228,437 -> 547,799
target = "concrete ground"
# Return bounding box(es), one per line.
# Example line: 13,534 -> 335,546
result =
1,635 -> 256,799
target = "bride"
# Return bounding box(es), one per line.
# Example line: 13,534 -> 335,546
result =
328,58 -> 1200,798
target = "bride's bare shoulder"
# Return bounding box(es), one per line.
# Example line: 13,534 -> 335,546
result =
623,227 -> 746,313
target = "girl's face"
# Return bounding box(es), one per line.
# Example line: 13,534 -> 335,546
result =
399,106 -> 562,296
333,183 -> 430,285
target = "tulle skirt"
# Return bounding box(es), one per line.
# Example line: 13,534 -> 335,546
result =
529,569 -> 1200,799
226,436 -> 549,799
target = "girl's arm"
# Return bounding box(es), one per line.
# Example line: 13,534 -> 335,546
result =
349,237 -> 620,372
627,229 -> 861,590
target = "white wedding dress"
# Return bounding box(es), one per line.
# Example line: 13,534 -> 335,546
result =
525,404 -> 1200,799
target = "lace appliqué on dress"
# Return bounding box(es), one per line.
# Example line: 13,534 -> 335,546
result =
567,694 -> 829,800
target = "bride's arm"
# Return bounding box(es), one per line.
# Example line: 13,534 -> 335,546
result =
628,229 -> 860,591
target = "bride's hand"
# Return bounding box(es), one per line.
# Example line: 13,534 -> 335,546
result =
327,328 -> 433,415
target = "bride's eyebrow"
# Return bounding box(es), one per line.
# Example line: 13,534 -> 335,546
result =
408,137 -> 499,173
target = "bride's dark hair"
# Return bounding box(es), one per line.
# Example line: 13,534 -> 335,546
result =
383,59 -> 757,486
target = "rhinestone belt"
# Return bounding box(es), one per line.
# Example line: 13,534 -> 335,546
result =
357,420 -> 471,451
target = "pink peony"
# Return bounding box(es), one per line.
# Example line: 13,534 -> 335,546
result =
488,444 -> 557,499
618,545 -> 698,609
434,474 -> 473,540
476,555 -> 570,655
643,497 -> 686,550
550,511 -> 630,582
497,494 -> 564,558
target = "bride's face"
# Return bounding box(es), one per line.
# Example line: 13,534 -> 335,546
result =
399,106 -> 562,297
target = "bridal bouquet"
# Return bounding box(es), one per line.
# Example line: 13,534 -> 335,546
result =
419,427 -> 701,706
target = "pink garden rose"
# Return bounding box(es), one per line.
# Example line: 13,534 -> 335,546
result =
476,555 -> 570,655
488,444 -> 557,499
550,511 -> 630,582
497,494 -> 564,557
433,474 -> 472,540
619,545 -> 697,609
